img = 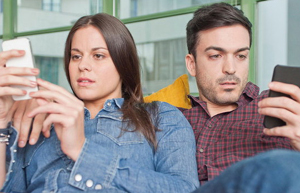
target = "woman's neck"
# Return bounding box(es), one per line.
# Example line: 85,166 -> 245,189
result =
84,100 -> 105,119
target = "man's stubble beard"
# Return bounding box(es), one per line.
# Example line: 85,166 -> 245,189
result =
196,74 -> 248,105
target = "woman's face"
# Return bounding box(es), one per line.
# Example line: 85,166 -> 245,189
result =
69,25 -> 122,106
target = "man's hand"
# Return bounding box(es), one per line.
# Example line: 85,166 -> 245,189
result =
258,81 -> 300,150
12,100 -> 49,147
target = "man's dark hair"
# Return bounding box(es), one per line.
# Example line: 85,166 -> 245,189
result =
186,2 -> 252,57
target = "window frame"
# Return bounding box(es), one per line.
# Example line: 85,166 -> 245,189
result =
1,0 -> 268,83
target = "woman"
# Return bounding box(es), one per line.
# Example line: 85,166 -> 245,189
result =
0,13 -> 199,192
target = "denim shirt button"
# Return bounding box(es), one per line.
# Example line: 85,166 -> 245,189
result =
75,174 -> 82,182
86,179 -> 93,188
13,149 -> 17,153
107,102 -> 111,107
95,184 -> 102,190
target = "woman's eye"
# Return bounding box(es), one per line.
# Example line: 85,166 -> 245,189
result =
94,54 -> 104,59
71,55 -> 81,60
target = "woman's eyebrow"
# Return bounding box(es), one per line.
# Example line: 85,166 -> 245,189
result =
92,47 -> 108,51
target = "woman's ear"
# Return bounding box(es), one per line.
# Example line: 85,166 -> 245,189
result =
185,54 -> 196,77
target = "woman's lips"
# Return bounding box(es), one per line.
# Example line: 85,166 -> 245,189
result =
77,78 -> 95,86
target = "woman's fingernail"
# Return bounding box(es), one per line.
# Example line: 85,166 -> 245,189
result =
31,81 -> 37,87
18,50 -> 25,54
31,68 -> 39,74
30,81 -> 37,87
29,138 -> 36,145
18,140 -> 25,147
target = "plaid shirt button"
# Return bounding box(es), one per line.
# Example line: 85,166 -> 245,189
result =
199,148 -> 204,153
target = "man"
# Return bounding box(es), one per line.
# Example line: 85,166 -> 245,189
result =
181,1 -> 300,187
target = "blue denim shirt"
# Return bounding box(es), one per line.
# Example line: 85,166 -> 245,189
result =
1,99 -> 199,193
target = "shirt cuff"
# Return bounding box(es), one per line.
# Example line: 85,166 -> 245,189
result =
69,139 -> 120,191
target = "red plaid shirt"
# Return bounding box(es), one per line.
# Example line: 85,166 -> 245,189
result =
180,82 -> 293,183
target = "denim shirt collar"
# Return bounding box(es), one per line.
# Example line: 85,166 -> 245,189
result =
84,98 -> 124,119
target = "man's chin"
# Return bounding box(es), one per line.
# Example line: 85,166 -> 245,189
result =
215,94 -> 240,104
224,88 -> 235,92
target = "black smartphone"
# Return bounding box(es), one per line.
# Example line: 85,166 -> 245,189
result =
263,65 -> 300,128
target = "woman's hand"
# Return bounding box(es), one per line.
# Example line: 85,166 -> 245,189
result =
0,50 -> 39,128
28,78 -> 85,161
258,81 -> 300,150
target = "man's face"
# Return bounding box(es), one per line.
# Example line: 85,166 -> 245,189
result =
186,24 -> 250,105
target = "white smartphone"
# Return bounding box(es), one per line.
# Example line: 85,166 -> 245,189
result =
2,38 -> 38,101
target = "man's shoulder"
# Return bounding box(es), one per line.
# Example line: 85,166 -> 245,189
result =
176,105 -> 201,119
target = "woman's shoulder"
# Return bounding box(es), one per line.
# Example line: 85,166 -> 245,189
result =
145,101 -> 191,130
144,101 -> 185,121
145,101 -> 180,113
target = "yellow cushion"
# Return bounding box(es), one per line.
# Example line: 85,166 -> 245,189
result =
144,74 -> 191,109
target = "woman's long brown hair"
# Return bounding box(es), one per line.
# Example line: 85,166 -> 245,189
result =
64,13 -> 159,149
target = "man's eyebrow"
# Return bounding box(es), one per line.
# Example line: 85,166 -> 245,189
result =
235,47 -> 250,53
204,46 -> 250,53
204,46 -> 225,52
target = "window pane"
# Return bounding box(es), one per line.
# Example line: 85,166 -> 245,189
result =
90,0 -> 103,14
120,0 -> 223,19
18,0 -> 93,32
127,14 -> 198,95
43,4 -> 51,11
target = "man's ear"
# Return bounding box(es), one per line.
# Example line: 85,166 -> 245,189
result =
185,54 -> 196,77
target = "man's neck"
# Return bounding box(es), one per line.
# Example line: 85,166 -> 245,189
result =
206,101 -> 238,117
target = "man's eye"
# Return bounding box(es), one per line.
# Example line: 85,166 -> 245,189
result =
237,54 -> 247,60
209,54 -> 221,59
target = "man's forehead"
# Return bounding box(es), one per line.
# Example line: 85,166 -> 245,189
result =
196,25 -> 251,50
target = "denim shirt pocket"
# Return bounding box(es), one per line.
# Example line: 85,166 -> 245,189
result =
96,113 -> 144,146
